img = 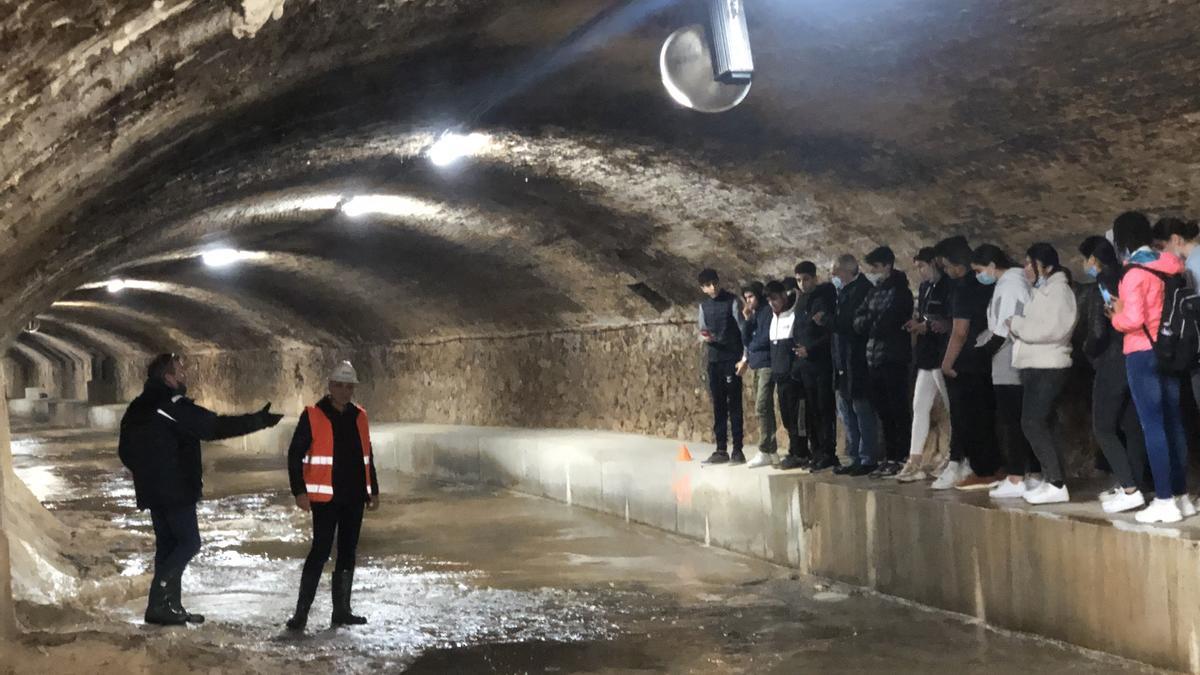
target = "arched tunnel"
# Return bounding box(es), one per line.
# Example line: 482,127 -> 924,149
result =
3,1 -> 1200,672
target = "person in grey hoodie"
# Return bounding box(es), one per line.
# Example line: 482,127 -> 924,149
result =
971,244 -> 1040,499
1008,243 -> 1078,505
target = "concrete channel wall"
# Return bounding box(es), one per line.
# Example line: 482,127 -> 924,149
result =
82,411 -> 1200,672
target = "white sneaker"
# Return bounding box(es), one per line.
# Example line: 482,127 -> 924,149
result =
1098,486 -> 1123,503
1024,474 -> 1044,491
1135,498 -> 1183,524
1102,489 -> 1145,514
989,479 -> 1027,499
931,461 -> 963,490
1023,482 -> 1070,505
897,468 -> 928,483
1178,495 -> 1197,518
747,452 -> 776,469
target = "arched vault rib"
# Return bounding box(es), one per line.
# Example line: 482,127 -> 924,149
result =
49,302 -> 215,353
73,279 -> 336,348
37,315 -> 156,356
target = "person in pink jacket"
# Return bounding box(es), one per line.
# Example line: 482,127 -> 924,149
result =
1108,212 -> 1193,524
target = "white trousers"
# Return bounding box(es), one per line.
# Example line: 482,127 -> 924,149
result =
909,368 -> 949,457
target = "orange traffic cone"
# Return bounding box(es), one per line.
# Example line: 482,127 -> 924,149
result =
677,444 -> 693,462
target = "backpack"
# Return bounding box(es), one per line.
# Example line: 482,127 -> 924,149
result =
1128,264 -> 1200,373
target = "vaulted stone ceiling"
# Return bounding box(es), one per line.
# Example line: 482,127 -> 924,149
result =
4,0 -> 1200,367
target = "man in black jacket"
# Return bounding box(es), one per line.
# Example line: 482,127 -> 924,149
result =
698,268 -> 746,464
830,255 -> 880,476
854,246 -> 915,478
118,353 -> 283,626
793,262 -> 840,472
285,360 -> 380,631
738,282 -> 778,468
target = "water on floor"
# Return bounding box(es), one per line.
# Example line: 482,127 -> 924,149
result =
7,423 -> 1166,674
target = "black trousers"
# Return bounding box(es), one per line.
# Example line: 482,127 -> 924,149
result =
303,500 -> 366,576
707,360 -> 744,451
150,504 -> 201,575
946,372 -> 1001,476
1094,358 -> 1151,491
995,384 -> 1040,476
775,376 -> 807,457
799,363 -> 836,460
869,363 -> 912,463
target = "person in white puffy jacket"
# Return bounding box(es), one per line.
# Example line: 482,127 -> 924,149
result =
1008,243 -> 1078,505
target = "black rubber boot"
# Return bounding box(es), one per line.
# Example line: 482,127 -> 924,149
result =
331,570 -> 367,626
144,570 -> 187,626
286,562 -> 322,631
168,574 -> 205,624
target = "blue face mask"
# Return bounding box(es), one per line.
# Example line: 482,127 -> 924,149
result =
975,272 -> 997,285
1086,266 -> 1099,279
1129,248 -> 1160,264
831,276 -> 845,291
1100,286 -> 1113,305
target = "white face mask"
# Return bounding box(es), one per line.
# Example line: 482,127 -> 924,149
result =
865,272 -> 883,286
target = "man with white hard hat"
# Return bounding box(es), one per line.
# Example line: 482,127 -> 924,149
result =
284,360 -> 379,631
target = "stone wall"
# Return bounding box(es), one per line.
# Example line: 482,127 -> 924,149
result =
165,321 -> 1109,479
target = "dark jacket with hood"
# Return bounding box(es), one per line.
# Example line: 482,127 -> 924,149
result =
913,275 -> 951,370
854,269 -> 915,368
118,379 -> 272,511
1081,273 -> 1124,367
741,303 -> 773,369
793,283 -> 836,367
834,274 -> 873,398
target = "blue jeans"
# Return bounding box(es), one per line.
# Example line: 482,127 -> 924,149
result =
150,504 -> 202,575
1125,350 -> 1188,500
837,392 -> 878,466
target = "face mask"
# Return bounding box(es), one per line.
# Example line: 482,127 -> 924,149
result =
1100,286 -> 1113,305
1034,276 -> 1047,289
1085,266 -> 1099,279
865,272 -> 883,286
975,272 -> 996,285
831,276 -> 845,291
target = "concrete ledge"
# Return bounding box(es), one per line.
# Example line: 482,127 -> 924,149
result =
8,399 -> 89,426
91,413 -> 1200,671
86,404 -> 127,430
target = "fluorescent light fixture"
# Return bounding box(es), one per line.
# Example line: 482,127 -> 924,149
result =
340,194 -> 439,218
428,132 -> 489,167
106,279 -> 127,293
201,248 -> 260,267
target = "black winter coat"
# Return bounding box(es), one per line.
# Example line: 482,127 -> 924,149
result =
834,275 -> 873,398
793,283 -> 836,366
854,270 -> 914,368
118,379 -> 270,510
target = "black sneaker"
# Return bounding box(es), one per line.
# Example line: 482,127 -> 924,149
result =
849,463 -> 878,476
729,449 -> 747,465
808,455 -> 840,473
833,462 -> 860,476
779,455 -> 810,471
877,461 -> 902,477
703,451 -> 730,465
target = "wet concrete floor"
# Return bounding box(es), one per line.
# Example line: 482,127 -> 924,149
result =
7,423 -> 1168,673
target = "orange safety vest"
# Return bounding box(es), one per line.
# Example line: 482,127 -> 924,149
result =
302,404 -> 372,503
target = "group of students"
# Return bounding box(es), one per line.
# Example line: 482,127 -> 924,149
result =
697,210 -> 1200,525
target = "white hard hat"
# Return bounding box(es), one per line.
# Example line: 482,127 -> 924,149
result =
329,360 -> 359,384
